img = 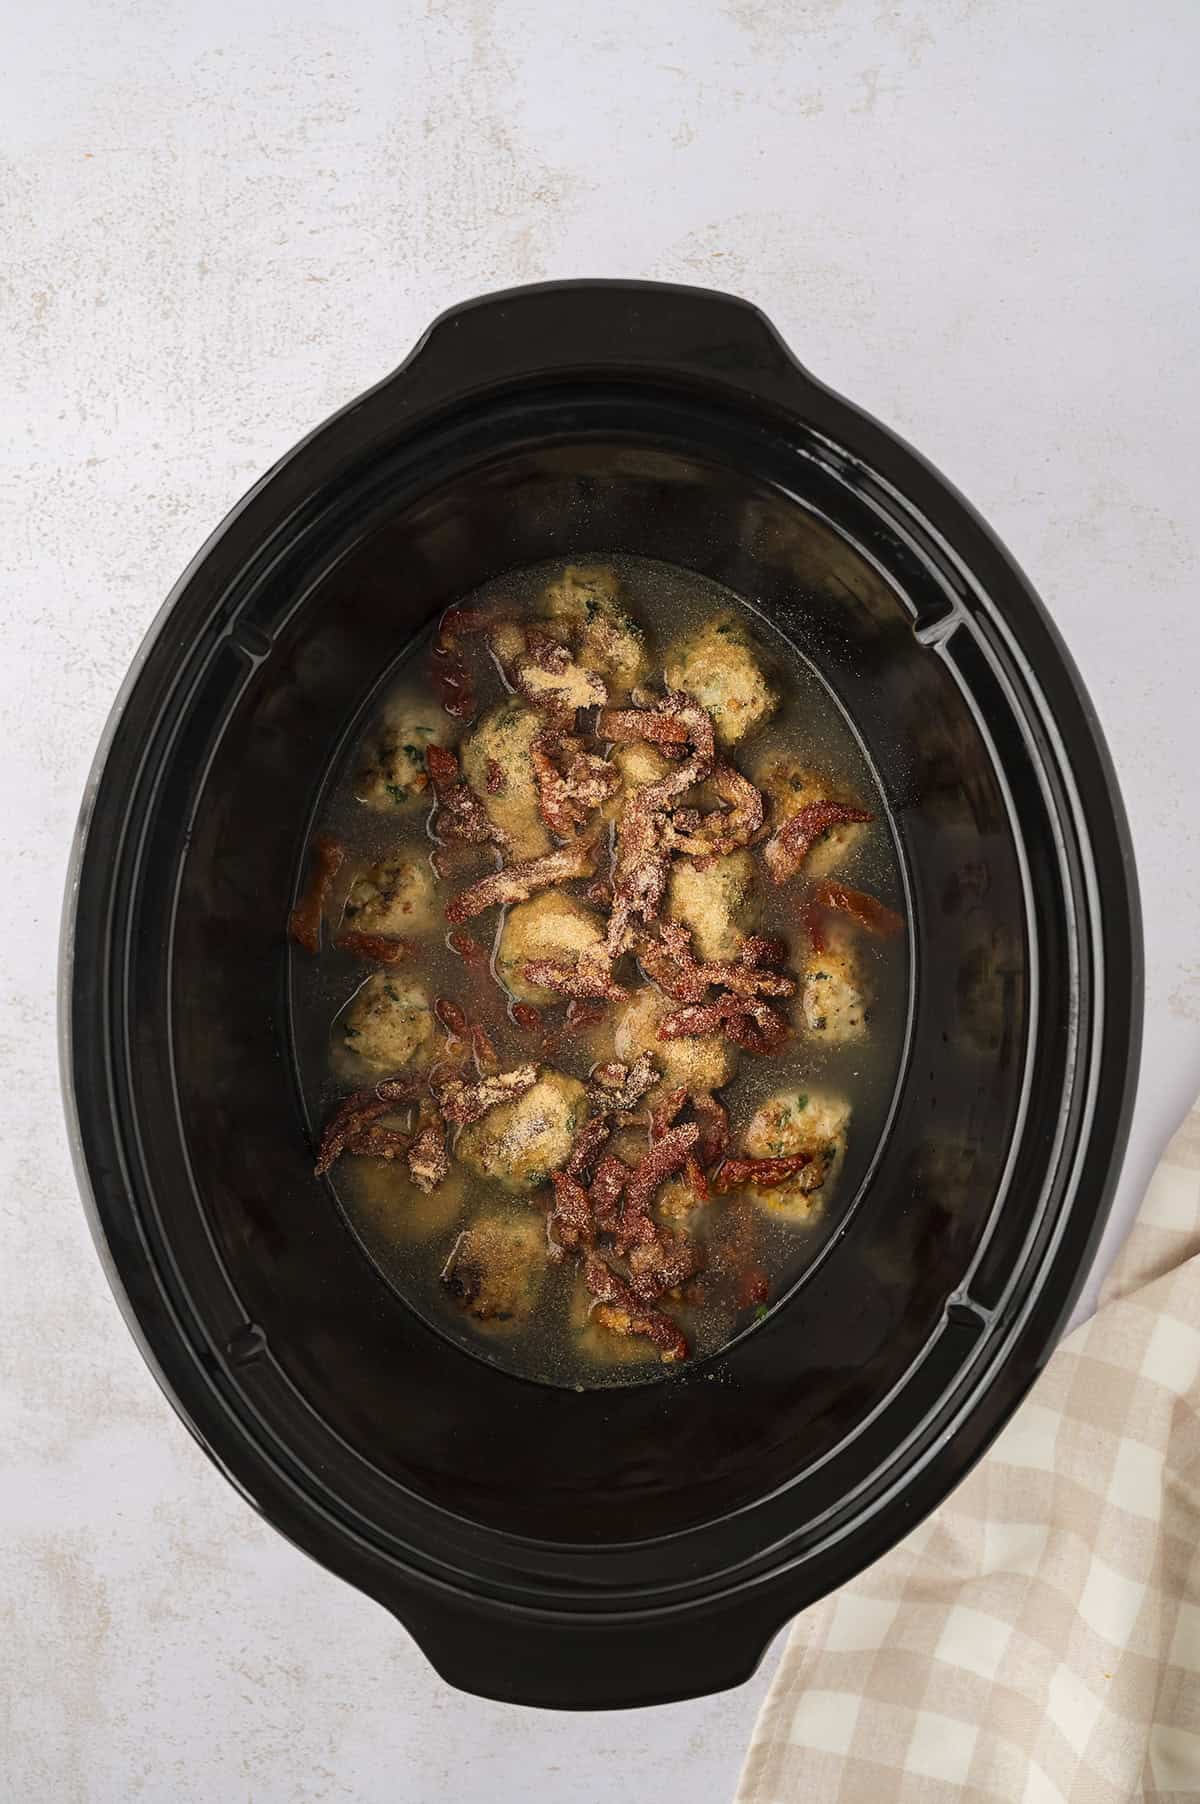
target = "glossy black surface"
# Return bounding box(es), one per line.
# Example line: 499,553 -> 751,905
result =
62,281 -> 1140,1707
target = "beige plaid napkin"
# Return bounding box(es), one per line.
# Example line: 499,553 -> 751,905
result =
737,1102 -> 1200,1804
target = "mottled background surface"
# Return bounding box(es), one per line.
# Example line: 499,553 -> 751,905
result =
3,1 -> 1198,1799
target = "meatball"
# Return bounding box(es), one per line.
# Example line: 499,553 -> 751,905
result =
541,562 -> 622,629
455,1068 -> 588,1193
487,618 -> 529,675
612,987 -> 737,1095
341,1155 -> 466,1243
342,851 -> 438,938
663,612 -> 777,747
518,652 -> 607,714
356,697 -> 450,811
800,930 -> 870,1044
755,755 -> 870,878
461,699 -> 551,859
666,850 -> 761,962
496,891 -> 608,1004
441,1212 -> 546,1324
341,972 -> 436,1071
743,1086 -> 851,1219
539,564 -> 650,697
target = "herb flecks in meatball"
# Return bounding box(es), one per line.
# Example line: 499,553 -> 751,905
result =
755,756 -> 873,880
342,973 -> 437,1071
461,699 -> 553,859
342,852 -> 438,939
666,849 -> 760,962
738,1087 -> 852,1219
539,564 -> 650,698
356,698 -> 449,811
663,612 -> 777,748
800,928 -> 870,1044
455,1068 -> 589,1193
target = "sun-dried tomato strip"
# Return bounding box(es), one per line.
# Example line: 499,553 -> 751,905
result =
530,732 -> 575,835
288,833 -> 346,954
434,1062 -> 539,1126
430,842 -> 479,882
588,1156 -> 629,1231
643,921 -> 796,1005
407,1122 -> 449,1193
616,1122 -> 701,1253
669,763 -> 764,860
425,745 -> 502,847
764,801 -> 873,884
587,1053 -> 658,1118
429,605 -> 510,721
548,1171 -> 597,1257
445,837 -> 598,924
485,758 -> 506,794
649,1085 -> 688,1141
582,1254 -> 689,1362
656,1000 -> 725,1038
724,965 -> 794,1000
511,1002 -> 543,1033
565,1114 -> 613,1180
610,693 -> 715,787
603,693 -> 716,956
638,928 -> 707,1002
597,708 -> 690,746
523,627 -> 570,671
627,1230 -> 705,1303
732,997 -> 792,1054
561,755 -> 618,812
714,1152 -> 813,1192
603,813 -> 674,958
313,1074 -> 421,1176
683,1154 -> 710,1203
333,930 -> 414,965
531,730 -> 620,836
808,879 -> 904,947
522,955 -> 628,1002
740,934 -> 788,969
339,1121 -> 415,1162
658,991 -> 790,1055
691,1092 -> 729,1169
434,996 -> 470,1037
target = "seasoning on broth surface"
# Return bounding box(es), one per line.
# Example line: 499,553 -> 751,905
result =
289,557 -> 906,1388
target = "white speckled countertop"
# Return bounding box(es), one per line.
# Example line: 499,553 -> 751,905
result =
3,2 -> 1199,1798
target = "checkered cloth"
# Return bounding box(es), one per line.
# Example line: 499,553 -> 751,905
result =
737,1102 -> 1200,1803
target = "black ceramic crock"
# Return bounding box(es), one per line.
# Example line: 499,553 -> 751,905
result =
61,281 -> 1141,1708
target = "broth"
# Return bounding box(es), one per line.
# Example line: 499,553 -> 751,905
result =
291,556 -> 906,1387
